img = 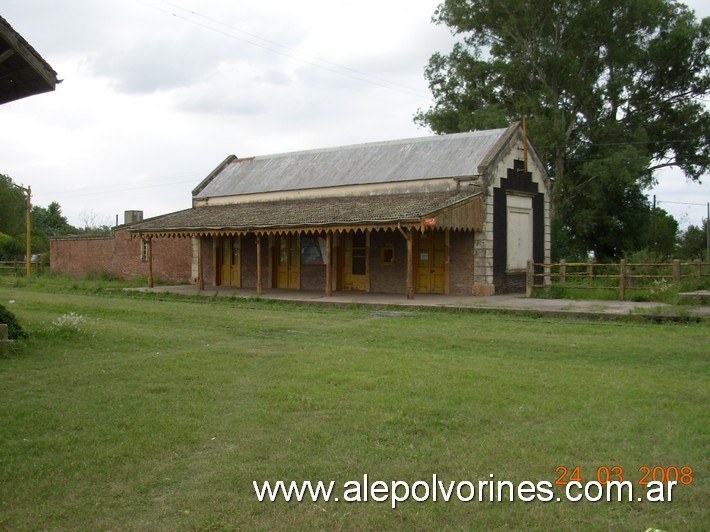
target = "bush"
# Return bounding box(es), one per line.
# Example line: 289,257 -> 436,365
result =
623,248 -> 669,265
0,303 -> 27,339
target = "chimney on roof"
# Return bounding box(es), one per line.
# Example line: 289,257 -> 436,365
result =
124,210 -> 143,224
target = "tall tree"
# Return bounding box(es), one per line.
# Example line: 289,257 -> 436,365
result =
32,201 -> 75,237
416,0 -> 709,260
647,207 -> 680,257
1,174 -> 78,256
0,174 -> 26,237
676,219 -> 708,259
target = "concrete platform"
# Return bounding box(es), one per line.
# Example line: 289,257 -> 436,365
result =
127,285 -> 710,321
679,290 -> 710,304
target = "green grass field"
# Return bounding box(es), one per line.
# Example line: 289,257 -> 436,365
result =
1,283 -> 708,530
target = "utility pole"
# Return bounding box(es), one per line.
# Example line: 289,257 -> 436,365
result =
706,202 -> 709,262
652,195 -> 656,250
13,184 -> 32,278
522,114 -> 528,173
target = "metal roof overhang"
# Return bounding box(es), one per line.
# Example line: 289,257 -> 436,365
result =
128,192 -> 484,239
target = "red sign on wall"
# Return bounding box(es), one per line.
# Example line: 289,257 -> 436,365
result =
423,217 -> 437,226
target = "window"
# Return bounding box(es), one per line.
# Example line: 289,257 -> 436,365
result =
351,232 -> 367,275
140,239 -> 150,263
381,245 -> 395,266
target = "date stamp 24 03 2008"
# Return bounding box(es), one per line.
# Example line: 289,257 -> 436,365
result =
554,465 -> 694,487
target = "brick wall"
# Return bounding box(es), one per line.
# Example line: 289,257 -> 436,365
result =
149,235 -> 192,283
369,229 -> 407,293
50,236 -> 113,278
449,230 -> 476,295
236,234 -> 261,288
200,236 -> 215,285
50,228 -> 192,283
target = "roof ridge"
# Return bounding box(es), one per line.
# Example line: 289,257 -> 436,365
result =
244,127 -> 510,161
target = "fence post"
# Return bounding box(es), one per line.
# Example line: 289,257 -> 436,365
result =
559,259 -> 566,285
587,263 -> 594,285
695,259 -> 702,279
673,259 -> 681,284
526,259 -> 534,298
618,259 -> 626,300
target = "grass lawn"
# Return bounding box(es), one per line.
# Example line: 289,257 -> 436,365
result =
0,283 -> 708,530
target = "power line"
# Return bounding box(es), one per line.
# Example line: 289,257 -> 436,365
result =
658,200 -> 708,207
160,0 -> 431,97
134,0 -> 432,100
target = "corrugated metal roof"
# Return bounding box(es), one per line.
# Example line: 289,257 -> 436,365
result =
194,128 -> 509,199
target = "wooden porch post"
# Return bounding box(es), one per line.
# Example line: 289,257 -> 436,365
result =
401,228 -> 414,300
256,234 -> 263,294
444,229 -> 450,295
197,235 -> 205,291
365,230 -> 371,292
267,234 -> 274,289
325,231 -> 333,296
525,260 -> 534,298
146,236 -> 154,288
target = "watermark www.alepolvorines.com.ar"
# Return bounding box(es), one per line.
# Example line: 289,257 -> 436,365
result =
253,474 -> 679,509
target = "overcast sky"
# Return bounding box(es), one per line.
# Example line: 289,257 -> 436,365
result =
1,0 -> 708,229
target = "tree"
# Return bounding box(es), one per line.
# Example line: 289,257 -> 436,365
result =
648,207 -> 680,257
0,232 -> 21,261
77,208 -> 111,236
0,174 -> 26,237
416,0 -> 709,260
32,202 -> 76,237
677,219 -> 708,259
1,174 -> 80,257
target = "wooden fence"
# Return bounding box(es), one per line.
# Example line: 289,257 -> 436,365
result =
526,259 -> 710,300
0,260 -> 50,277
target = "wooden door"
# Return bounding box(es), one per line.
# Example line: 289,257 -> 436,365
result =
274,234 -> 300,289
415,231 -> 446,293
217,236 -> 240,286
341,231 -> 368,291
